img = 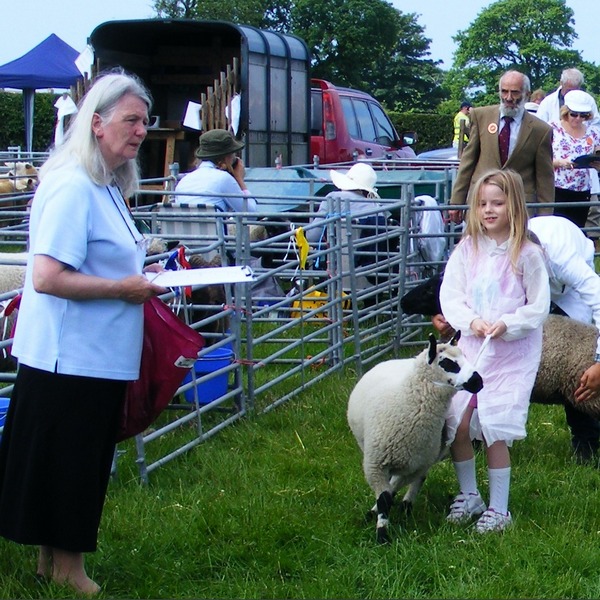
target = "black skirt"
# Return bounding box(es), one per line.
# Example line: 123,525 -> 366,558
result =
0,364 -> 126,552
553,187 -> 591,229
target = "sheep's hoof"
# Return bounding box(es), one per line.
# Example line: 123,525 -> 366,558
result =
364,509 -> 377,523
376,527 -> 391,545
399,500 -> 413,515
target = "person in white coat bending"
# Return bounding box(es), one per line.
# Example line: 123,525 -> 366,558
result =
528,215 -> 600,463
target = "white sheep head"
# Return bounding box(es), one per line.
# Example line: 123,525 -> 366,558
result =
427,330 -> 483,394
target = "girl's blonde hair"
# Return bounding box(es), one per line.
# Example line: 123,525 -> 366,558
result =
463,169 -> 529,270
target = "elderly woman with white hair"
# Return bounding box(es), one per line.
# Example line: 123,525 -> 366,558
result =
550,89 -> 600,228
0,71 -> 166,595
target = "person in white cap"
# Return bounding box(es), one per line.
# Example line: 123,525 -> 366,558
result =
550,89 -> 600,228
305,162 -> 382,245
524,101 -> 540,115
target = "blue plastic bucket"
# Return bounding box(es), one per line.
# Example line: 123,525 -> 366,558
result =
182,347 -> 234,404
0,397 -> 10,439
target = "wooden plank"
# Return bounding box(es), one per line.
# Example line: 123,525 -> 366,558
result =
145,130 -> 185,177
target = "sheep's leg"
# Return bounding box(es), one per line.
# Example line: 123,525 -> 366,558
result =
364,464 -> 395,544
365,462 -> 394,514
400,475 -> 426,514
372,473 -> 427,516
368,474 -> 403,515
376,491 -> 393,544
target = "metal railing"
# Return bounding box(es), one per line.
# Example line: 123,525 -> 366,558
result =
3,161 -> 599,482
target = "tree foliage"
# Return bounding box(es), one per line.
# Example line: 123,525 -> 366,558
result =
291,1 -> 444,111
374,11 -> 447,111
291,0 -> 398,85
154,0 -> 292,30
448,0 -> 581,100
153,0 -> 197,18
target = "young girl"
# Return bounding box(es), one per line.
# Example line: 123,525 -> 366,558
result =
439,169 -> 550,533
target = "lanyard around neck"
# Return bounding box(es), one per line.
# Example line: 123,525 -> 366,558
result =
106,186 -> 145,247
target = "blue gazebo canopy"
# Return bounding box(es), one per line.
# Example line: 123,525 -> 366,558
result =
0,34 -> 82,151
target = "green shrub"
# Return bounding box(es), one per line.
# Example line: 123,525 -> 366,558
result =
0,90 -> 57,151
389,111 -> 453,154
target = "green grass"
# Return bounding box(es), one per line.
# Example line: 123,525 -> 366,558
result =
2,371 -> 600,599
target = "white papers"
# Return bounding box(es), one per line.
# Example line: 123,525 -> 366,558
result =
75,45 -> 94,77
183,101 -> 202,130
227,94 -> 241,135
147,265 -> 255,288
54,93 -> 78,118
53,93 -> 78,146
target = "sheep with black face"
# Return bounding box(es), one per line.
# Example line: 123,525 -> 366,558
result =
347,331 -> 483,544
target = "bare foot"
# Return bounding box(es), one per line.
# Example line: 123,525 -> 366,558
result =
51,548 -> 100,596
53,570 -> 100,596
36,546 -> 52,579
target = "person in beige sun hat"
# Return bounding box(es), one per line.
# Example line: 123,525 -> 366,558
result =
329,162 -> 379,198
305,162 -> 382,245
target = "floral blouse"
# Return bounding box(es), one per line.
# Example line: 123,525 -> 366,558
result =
551,122 -> 600,191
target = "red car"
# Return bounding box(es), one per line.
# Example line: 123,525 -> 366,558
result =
310,78 -> 416,165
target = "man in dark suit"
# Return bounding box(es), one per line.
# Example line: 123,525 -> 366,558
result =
449,70 -> 554,223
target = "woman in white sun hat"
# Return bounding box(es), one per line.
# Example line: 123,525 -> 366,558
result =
550,89 -> 600,228
305,162 -> 382,244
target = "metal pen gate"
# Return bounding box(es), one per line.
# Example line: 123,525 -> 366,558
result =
0,162 -> 456,483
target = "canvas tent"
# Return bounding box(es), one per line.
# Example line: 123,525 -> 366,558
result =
0,34 -> 82,152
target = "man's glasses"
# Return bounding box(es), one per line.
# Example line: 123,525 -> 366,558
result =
569,111 -> 591,119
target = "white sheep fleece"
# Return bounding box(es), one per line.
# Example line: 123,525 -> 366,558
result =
348,347 -> 460,502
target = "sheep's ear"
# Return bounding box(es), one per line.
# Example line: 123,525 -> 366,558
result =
428,333 -> 437,364
450,330 -> 461,345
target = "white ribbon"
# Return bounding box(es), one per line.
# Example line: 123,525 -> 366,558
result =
473,334 -> 492,369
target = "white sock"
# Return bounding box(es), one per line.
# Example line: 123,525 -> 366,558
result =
453,458 -> 478,495
488,467 -> 511,514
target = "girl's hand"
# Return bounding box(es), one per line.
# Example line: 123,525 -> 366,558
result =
470,318 -> 491,337
486,320 -> 507,338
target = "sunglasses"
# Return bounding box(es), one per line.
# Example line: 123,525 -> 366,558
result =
569,111 -> 591,119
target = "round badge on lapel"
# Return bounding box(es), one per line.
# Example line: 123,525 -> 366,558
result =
488,123 -> 498,134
